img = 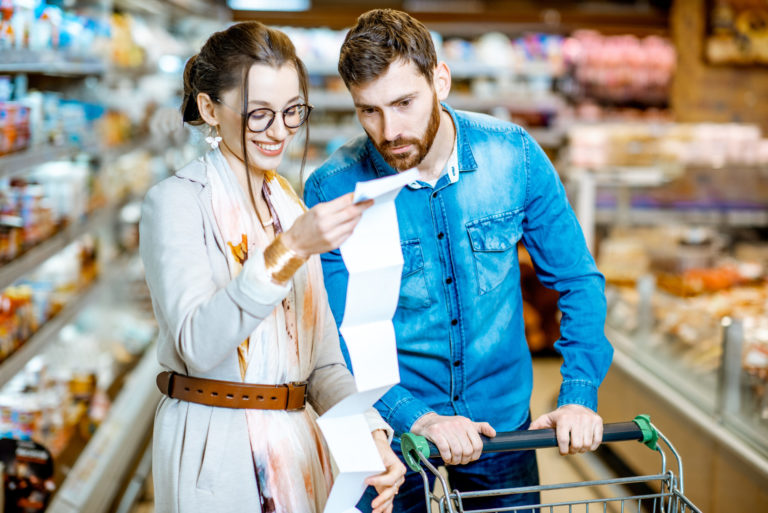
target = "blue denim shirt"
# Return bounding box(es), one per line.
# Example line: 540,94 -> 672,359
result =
304,104 -> 613,436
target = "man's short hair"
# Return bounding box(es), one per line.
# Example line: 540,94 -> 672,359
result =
338,9 -> 437,87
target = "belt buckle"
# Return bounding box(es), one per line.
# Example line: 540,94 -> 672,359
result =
288,381 -> 308,410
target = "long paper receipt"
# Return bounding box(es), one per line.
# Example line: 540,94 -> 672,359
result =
318,168 -> 418,513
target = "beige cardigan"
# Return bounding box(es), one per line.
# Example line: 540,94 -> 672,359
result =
139,154 -> 390,513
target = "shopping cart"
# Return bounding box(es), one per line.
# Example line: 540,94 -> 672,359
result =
401,415 -> 702,513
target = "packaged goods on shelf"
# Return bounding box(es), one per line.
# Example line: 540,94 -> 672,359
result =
1,89 -> 125,155
1,177 -> 57,261
562,30 -> 675,106
0,96 -> 31,156
0,254 -> 156,505
568,122 -> 768,170
598,226 -> 764,291
0,438 -> 55,512
0,162 -> 94,262
600,225 -> 767,371
0,236 -> 98,363
0,0 -> 109,58
566,122 -> 768,214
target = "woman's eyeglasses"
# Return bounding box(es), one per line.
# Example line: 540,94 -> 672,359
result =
214,98 -> 313,133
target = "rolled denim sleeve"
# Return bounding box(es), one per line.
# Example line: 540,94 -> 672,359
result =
519,132 -> 613,412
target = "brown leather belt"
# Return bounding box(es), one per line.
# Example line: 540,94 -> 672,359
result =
156,371 -> 307,410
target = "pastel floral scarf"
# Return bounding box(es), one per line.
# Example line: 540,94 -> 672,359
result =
206,148 -> 332,513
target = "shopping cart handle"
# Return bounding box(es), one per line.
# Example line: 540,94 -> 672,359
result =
401,415 -> 658,472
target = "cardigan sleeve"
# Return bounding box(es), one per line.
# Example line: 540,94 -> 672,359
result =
139,177 -> 289,373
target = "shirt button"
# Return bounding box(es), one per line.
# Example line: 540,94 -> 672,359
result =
432,192 -> 438,198
453,395 -> 460,401
437,232 -> 445,239
445,277 -> 453,284
453,360 -> 460,367
451,319 -> 458,326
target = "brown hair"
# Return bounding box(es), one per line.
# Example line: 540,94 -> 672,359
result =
181,21 -> 310,200
338,9 -> 437,87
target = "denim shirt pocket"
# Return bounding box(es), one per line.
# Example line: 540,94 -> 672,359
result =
466,210 -> 524,295
399,239 -> 432,309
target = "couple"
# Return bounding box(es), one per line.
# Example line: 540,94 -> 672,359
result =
139,8 -> 613,513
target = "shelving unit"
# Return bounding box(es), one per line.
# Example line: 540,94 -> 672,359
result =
0,134 -> 151,178
0,51 -> 106,76
0,3 -> 217,512
569,164 -> 768,251
0,273 -> 111,388
47,341 -> 161,513
0,205 -> 116,290
0,145 -> 82,178
601,325 -> 768,511
0,109 -> 162,512
305,60 -> 556,79
308,90 -> 564,114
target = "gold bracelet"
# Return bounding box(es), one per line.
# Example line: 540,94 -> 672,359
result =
264,233 -> 306,284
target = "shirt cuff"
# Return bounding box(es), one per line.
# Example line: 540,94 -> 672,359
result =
365,408 -> 394,443
381,397 -> 435,436
557,379 -> 599,412
227,252 -> 290,317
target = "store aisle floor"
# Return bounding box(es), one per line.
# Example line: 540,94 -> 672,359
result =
129,356 -> 619,512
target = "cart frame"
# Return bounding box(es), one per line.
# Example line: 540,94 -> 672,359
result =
401,415 -> 703,513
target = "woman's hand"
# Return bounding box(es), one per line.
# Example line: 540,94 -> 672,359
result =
366,429 -> 406,513
282,193 -> 373,258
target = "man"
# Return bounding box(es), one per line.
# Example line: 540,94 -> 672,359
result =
304,9 -> 613,513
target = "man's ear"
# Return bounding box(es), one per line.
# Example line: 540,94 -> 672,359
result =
434,61 -> 452,102
197,92 -> 218,127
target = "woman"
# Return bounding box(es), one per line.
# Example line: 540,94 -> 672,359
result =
139,22 -> 405,513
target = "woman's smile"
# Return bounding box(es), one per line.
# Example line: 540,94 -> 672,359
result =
252,140 -> 284,156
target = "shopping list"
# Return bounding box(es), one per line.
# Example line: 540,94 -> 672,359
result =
318,168 -> 418,513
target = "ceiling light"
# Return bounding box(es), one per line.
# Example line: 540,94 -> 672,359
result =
227,0 -> 310,11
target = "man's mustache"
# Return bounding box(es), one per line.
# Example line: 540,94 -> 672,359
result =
381,137 -> 419,150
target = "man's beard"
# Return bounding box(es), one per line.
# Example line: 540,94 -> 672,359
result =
373,96 -> 441,171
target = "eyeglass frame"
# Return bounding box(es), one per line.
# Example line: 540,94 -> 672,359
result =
212,97 -> 313,133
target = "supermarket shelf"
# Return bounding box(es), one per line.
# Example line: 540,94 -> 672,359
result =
0,136 -> 151,178
448,92 -> 564,113
309,124 -> 563,148
594,207 -> 768,227
605,326 -> 768,479
309,90 -> 564,113
528,127 -> 565,148
305,60 -> 556,78
0,204 -> 118,290
47,344 -> 161,513
568,166 -> 674,188
0,276 -> 109,389
0,52 -> 105,76
308,90 -> 354,110
448,60 -> 556,79
0,145 -> 77,177
115,0 -> 227,18
309,124 -> 364,144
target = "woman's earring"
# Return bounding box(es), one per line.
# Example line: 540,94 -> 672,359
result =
205,126 -> 222,149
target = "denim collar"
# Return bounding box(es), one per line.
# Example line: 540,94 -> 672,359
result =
365,102 -> 478,181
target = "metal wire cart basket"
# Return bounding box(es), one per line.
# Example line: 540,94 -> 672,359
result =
401,415 -> 702,513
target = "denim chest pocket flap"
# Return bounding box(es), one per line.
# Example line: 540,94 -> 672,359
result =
399,239 -> 432,309
466,210 -> 524,294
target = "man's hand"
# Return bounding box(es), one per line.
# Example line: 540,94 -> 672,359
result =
410,413 -> 496,465
366,430 -> 406,513
529,404 -> 603,455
